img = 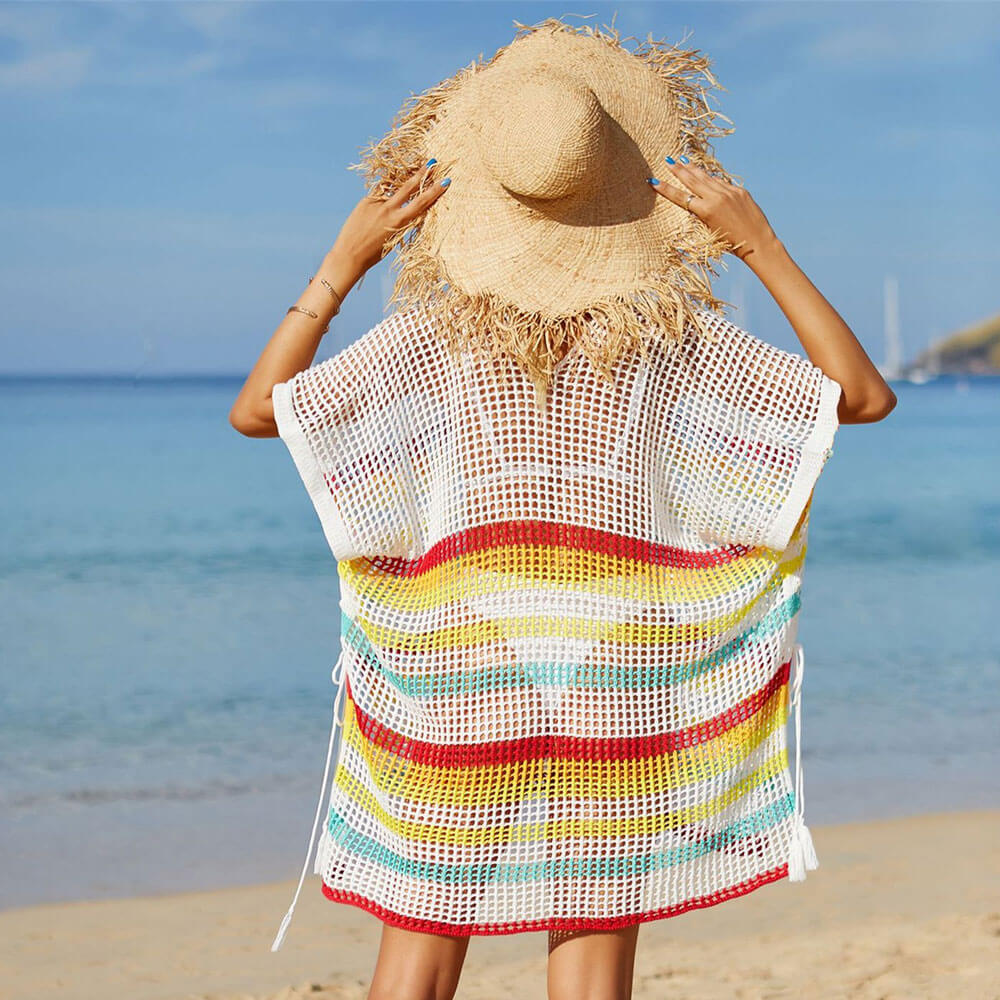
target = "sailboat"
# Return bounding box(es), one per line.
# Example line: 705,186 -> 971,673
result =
876,274 -> 938,384
906,366 -> 937,385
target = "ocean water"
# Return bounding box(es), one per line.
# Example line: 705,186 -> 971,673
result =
1,373 -> 998,909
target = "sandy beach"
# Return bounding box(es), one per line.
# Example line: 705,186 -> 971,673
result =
1,808 -> 997,1000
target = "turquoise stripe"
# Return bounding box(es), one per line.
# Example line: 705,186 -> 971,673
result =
339,591 -> 801,698
323,792 -> 795,884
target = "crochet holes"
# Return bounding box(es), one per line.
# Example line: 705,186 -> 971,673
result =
661,310 -> 837,552
458,335 -> 652,533
272,305 -> 835,934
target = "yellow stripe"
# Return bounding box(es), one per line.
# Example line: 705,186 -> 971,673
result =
343,544 -> 805,652
332,684 -> 789,847
341,549 -> 806,648
342,542 -> 805,606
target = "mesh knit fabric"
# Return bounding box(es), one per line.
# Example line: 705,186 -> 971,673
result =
270,304 -> 842,938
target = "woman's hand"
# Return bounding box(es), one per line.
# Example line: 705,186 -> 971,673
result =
229,161 -> 452,439
649,159 -> 896,423
330,159 -> 451,275
648,159 -> 776,263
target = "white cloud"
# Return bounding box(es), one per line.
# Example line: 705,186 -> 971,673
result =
0,2 -> 435,100
0,203 -> 319,254
171,2 -> 253,41
249,78 -> 382,112
0,4 -> 94,91
804,12 -> 1000,69
882,123 -> 1000,152
0,3 -> 64,44
0,47 -> 93,91
715,2 -> 1000,70
712,3 -> 827,48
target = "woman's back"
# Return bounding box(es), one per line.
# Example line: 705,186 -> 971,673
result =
270,303 -> 840,933
278,304 -> 839,556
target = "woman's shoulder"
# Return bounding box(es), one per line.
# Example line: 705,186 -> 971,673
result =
324,304 -> 451,381
629,306 -> 733,373
643,306 -> 788,373
375,304 -> 451,358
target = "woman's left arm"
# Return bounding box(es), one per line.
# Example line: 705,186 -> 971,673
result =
229,161 -> 449,438
651,160 -> 897,425
738,234 -> 898,425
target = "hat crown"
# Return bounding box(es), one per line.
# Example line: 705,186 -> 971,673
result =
365,16 -> 738,392
478,69 -> 607,201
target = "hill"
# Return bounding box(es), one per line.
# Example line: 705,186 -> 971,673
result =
908,311 -> 1000,375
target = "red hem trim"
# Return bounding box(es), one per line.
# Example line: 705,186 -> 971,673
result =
319,862 -> 791,936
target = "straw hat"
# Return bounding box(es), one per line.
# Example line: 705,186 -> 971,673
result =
349,15 -> 743,403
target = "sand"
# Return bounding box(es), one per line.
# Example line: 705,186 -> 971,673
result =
1,809 -> 997,1000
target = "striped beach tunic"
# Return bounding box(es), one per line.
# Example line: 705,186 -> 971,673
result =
268,304 -> 842,948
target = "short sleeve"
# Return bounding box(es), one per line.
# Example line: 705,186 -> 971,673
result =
271,315 -> 421,562
664,310 -> 843,553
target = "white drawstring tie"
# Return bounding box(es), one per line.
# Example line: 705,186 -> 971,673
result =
270,649 -> 347,952
787,641 -> 819,881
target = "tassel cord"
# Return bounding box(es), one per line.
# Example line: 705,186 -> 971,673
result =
791,642 -> 806,824
270,649 -> 347,952
787,641 -> 819,881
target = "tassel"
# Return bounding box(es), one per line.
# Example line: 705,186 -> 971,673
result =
787,642 -> 820,883
270,650 -> 348,952
270,908 -> 294,953
787,820 -> 819,882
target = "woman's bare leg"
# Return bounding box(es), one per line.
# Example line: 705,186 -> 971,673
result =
367,922 -> 471,1000
547,924 -> 640,1000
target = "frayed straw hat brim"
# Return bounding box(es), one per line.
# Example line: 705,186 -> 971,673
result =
349,15 -> 741,397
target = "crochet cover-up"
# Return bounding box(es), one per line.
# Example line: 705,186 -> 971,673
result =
268,304 -> 842,948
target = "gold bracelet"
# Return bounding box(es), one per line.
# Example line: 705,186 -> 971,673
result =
286,305 -> 329,336
308,274 -> 343,315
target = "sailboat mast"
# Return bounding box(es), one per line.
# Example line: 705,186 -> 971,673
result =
883,274 -> 902,377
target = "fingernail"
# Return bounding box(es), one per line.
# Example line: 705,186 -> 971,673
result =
664,156 -> 676,165
648,177 -> 660,185
440,177 -> 451,187
426,158 -> 437,167
679,155 -> 690,164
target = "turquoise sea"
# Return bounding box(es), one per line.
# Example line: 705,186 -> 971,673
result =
1,373 -> 997,909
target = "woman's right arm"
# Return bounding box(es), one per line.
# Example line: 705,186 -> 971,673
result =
650,161 -> 896,425
229,160 -> 449,438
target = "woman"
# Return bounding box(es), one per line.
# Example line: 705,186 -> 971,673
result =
230,18 -> 895,1000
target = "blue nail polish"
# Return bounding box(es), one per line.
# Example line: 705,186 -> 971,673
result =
440,177 -> 451,187
648,177 -> 660,185
664,156 -> 676,165
426,158 -> 437,167
679,155 -> 690,164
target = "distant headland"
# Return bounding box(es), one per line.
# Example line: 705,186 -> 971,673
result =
905,311 -> 1000,377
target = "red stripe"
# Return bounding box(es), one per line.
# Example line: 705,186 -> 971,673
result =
365,519 -> 749,578
349,657 -> 791,768
320,862 -> 791,936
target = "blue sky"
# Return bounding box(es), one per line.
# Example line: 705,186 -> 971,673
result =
2,1 -> 998,375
